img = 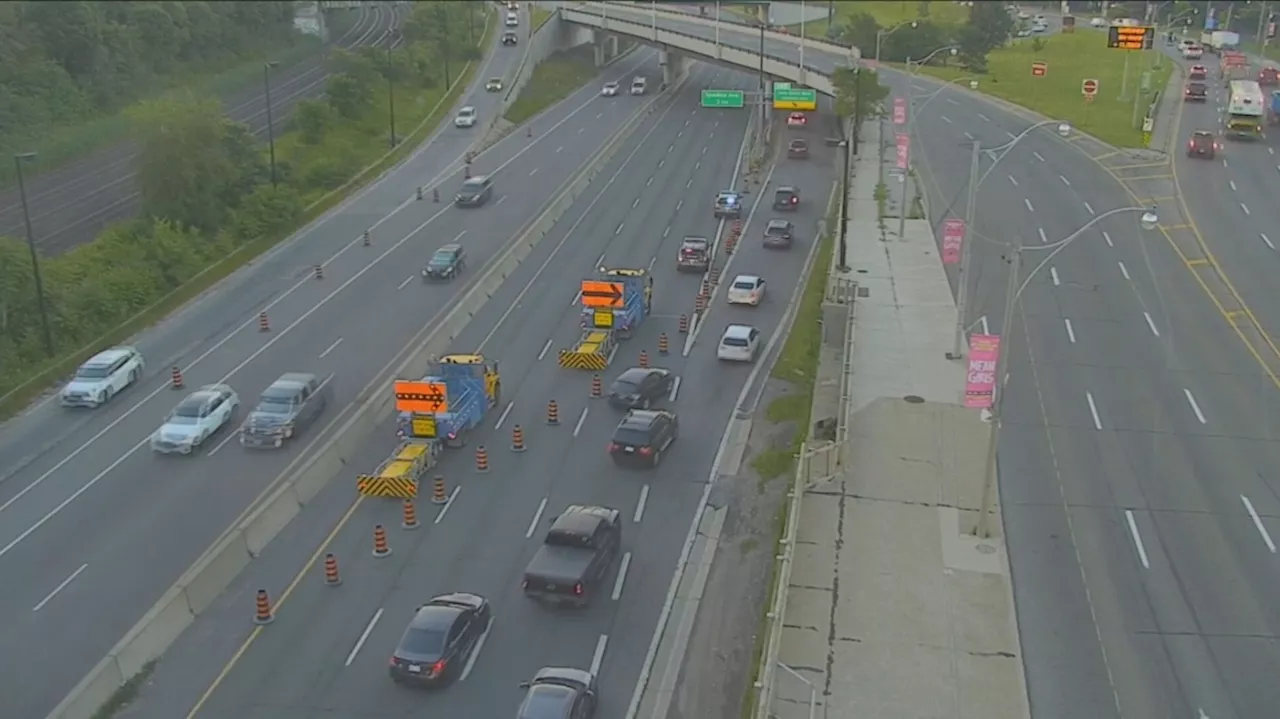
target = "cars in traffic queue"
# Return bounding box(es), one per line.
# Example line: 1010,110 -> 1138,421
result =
763,219 -> 795,249
517,667 -> 599,719
389,593 -> 492,687
726,274 -> 766,306
1184,81 -> 1208,102
505,11 -> 519,26
502,31 -> 519,46
1090,16 -> 1107,27
1188,65 -> 1207,81
713,190 -> 744,219
456,175 -> 494,206
61,346 -> 145,408
676,235 -> 710,272
1187,130 -> 1220,159
151,384 -> 239,455
1261,66 -> 1280,87
608,409 -> 678,467
772,186 -> 800,211
423,243 -> 467,280
607,367 -> 675,410
630,76 -> 647,95
717,324 -> 760,363
786,112 -> 807,127
523,505 -> 622,608
1183,44 -> 1203,59
454,105 -> 478,128
486,77 -> 504,92
239,372 -> 329,449
602,81 -> 620,96
786,138 -> 809,159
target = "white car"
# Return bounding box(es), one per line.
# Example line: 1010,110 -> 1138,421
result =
151,384 -> 240,455
602,81 -> 620,96
505,12 -> 519,26
726,275 -> 766,306
61,346 -> 145,408
454,106 -> 477,128
485,77 -> 503,92
717,324 -> 760,363
1183,46 -> 1203,59
1090,17 -> 1108,28
630,77 -> 647,95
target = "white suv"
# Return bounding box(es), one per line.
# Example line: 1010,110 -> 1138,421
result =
717,325 -> 760,363
62,346 -> 145,408
454,106 -> 477,128
630,77 -> 647,95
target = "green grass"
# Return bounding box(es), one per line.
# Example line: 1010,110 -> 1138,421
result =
504,46 -> 599,125
738,501 -> 788,719
0,12 -> 496,421
532,6 -> 554,32
913,33 -> 1172,147
783,1 -> 971,40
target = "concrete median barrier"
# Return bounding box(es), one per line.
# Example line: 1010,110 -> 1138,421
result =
47,70 -> 688,719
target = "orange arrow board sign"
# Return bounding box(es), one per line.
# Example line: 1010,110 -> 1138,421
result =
580,280 -> 625,308
394,380 -> 448,413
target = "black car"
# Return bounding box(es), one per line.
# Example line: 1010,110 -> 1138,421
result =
676,236 -> 710,272
787,139 -> 809,159
713,190 -> 744,219
607,367 -> 674,409
517,667 -> 599,719
763,219 -> 795,249
239,372 -> 330,449
609,409 -> 678,467
1187,131 -> 1218,159
455,175 -> 494,207
502,31 -> 519,45
772,186 -> 800,211
423,243 -> 466,280
389,593 -> 491,687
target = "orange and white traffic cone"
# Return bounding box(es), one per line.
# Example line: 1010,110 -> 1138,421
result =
170,366 -> 184,389
658,333 -> 669,355
313,264 -> 324,280
324,553 -> 341,586
253,589 -> 274,624
638,350 -> 649,368
547,400 -> 560,425
258,311 -> 270,332
372,524 -> 391,557
678,314 -> 689,333
402,499 -> 419,530
432,476 -> 448,505
475,446 -> 490,473
590,374 -> 603,398
511,425 -> 526,453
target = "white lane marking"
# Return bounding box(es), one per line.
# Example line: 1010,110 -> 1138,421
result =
1008,175 -> 1019,186
1037,227 -> 1047,244
460,617 -> 492,681
1086,392 -> 1103,430
1241,495 -> 1277,553
658,158 -> 664,168
947,97 -> 959,105
556,146 -> 563,153
589,634 -> 609,675
1142,312 -> 1160,337
578,127 -> 584,134
596,252 -> 606,267
1059,175 -> 1071,186
495,195 -> 507,206
1005,130 -> 1016,139
675,199 -> 683,212
647,176 -> 654,186
1083,201 -> 1095,216
397,275 -> 416,290
941,115 -> 953,124
573,407 -> 589,437
1242,202 -> 1251,215
668,143 -> 676,153
977,112 -> 990,122
1102,231 -> 1113,247
647,256 -> 657,271
616,222 -> 625,235
494,401 -> 515,430
1263,233 -> 1276,250
685,178 -> 693,188
611,552 -> 633,600
434,486 -> 460,524
1229,180 -> 1238,191
1124,511 -> 1151,569
207,428 -> 239,457
634,484 -> 650,523
529,167 -> 539,177
1117,261 -> 1131,280
633,197 -> 640,208
979,316 -> 990,334
701,146 -> 708,155
668,376 -> 681,402
1183,389 -> 1207,424
964,131 -> 975,141
345,608 -> 384,666
694,161 -> 701,171
662,225 -> 670,238
319,337 -> 344,359
1064,318 -> 1076,343
526,497 -> 548,539
537,338 -> 553,361
570,291 -> 582,306
1050,267 -> 1061,286
1024,198 -> 1034,212
32,563 -> 88,612
1033,151 -> 1045,162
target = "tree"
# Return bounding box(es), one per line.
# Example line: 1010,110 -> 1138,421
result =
294,99 -> 332,144
958,0 -> 1014,71
882,20 -> 950,63
833,67 -> 890,150
326,72 -> 370,120
918,1 -> 932,19
836,12 -> 881,54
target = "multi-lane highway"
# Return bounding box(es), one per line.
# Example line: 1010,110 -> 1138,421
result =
110,62 -> 839,718
0,2 -> 403,254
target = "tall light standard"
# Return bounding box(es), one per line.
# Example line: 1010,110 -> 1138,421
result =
757,20 -> 767,129
899,45 -> 958,241
262,61 -> 280,187
14,152 -> 54,358
386,46 -> 397,147
875,20 -> 917,63
973,206 -> 1160,538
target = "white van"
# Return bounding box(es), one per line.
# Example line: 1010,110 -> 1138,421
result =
505,12 -> 518,27
630,77 -> 647,95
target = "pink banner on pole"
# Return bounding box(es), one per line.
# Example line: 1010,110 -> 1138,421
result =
941,218 -> 965,265
965,334 -> 1001,409
895,133 -> 909,169
893,97 -> 907,125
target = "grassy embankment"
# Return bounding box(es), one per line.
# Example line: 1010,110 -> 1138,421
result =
504,45 -> 601,125
531,6 -> 554,32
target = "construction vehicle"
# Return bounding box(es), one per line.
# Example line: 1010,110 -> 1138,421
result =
357,440 -> 436,499
395,354 -> 501,445
559,268 -> 653,370
1222,51 -> 1250,80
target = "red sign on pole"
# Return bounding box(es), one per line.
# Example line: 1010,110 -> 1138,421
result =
893,97 -> 907,125
941,218 -> 965,265
1081,78 -> 1099,96
895,133 -> 909,169
1031,61 -> 1048,77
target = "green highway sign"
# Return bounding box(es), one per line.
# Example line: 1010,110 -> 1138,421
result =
701,89 -> 745,108
773,84 -> 817,111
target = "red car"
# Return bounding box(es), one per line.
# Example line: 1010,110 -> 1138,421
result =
1188,65 -> 1207,80
1187,131 -> 1220,159
786,112 -> 807,127
1260,66 -> 1280,86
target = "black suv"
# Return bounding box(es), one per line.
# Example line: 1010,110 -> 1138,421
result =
1187,131 -> 1218,159
763,219 -> 795,249
607,367 -> 675,410
455,175 -> 493,206
502,31 -> 518,45
423,243 -> 466,280
609,409 -> 678,467
773,186 -> 800,211
713,190 -> 744,219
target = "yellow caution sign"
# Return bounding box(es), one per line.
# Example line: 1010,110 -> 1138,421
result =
357,474 -> 418,498
411,415 -> 437,438
594,310 -> 614,328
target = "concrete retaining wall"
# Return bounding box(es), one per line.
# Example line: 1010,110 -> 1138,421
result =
46,70 -> 692,719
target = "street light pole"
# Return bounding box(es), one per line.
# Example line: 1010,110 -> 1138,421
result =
898,45 -> 957,242
14,152 -> 54,358
758,22 -> 767,130
263,62 -> 279,187
838,137 -> 851,270
874,20 -> 916,64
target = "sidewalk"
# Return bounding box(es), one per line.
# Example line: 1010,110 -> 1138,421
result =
770,120 -> 1030,719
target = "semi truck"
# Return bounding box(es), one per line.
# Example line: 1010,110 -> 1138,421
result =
1201,30 -> 1240,53
394,354 -> 501,444
558,268 -> 653,371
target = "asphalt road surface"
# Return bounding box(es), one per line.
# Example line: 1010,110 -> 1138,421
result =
114,65 -> 838,719
0,2 -> 403,255
0,30 -> 671,719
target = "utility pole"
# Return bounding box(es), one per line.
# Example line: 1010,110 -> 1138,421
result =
948,140 -> 981,360
263,62 -> 279,187
15,152 -> 54,358
975,248 -> 1021,539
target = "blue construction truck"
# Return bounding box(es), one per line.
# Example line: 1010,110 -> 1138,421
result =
1270,90 -> 1280,124
395,354 -> 501,445
558,268 -> 653,370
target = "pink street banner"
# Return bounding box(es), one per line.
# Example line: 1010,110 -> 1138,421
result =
895,133 -> 909,169
941,218 -> 965,265
893,97 -> 907,125
965,334 -> 1001,409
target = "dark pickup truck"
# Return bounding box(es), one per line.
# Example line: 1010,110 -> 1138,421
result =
1184,81 -> 1208,102
522,505 -> 622,608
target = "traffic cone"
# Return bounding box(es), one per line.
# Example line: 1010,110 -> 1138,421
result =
433,187 -> 440,203
700,279 -> 710,297
527,125 -> 533,137
313,264 -> 324,280
372,524 -> 391,557
324,553 -> 341,586
733,219 -> 743,235
170,366 -> 184,389
696,294 -> 707,313
475,446 -> 490,473
416,186 -> 424,201
432,475 -> 448,504
725,233 -> 737,255
547,399 -> 560,425
590,374 -> 603,398
258,311 -> 270,332
709,267 -> 721,285
402,499 -> 419,530
639,350 -> 649,368
363,229 -> 371,246
253,589 -> 274,624
465,151 -> 474,165
678,314 -> 689,333
658,333 -> 669,355
464,165 -> 471,179
511,425 -> 526,453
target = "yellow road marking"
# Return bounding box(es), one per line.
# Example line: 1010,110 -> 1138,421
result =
1139,195 -> 1176,203
1185,258 -> 1210,267
1162,224 -> 1193,231
1113,161 -> 1170,170
1118,174 -> 1174,181
185,496 -> 367,718
1092,151 -> 1120,160
1226,310 -> 1245,322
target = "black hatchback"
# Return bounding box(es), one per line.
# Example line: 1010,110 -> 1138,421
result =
389,592 -> 491,687
609,409 -> 678,467
772,186 -> 800,211
423,243 -> 466,280
607,367 -> 674,410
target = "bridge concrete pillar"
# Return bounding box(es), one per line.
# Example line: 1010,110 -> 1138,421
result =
659,52 -> 683,88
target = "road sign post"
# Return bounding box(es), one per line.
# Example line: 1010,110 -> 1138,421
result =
701,89 -> 745,108
893,97 -> 906,125
772,82 -> 817,111
1082,77 -> 1099,106
1031,61 -> 1047,77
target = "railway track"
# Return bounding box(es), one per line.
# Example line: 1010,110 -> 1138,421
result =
0,1 -> 405,255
